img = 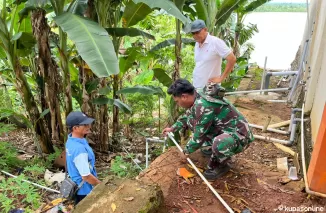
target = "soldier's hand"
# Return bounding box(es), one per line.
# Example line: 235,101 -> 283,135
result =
162,127 -> 173,136
183,148 -> 190,155
180,149 -> 189,163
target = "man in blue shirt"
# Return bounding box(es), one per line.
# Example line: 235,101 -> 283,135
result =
65,111 -> 101,204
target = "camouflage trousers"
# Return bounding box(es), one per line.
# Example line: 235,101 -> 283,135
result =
210,131 -> 250,164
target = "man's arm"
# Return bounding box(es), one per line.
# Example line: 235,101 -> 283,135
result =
82,174 -> 101,185
185,105 -> 214,153
74,153 -> 101,186
163,114 -> 188,135
209,52 -> 236,83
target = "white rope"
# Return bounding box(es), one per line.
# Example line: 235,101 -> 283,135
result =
121,146 -> 143,171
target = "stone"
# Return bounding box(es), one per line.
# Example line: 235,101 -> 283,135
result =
136,153 -> 144,161
73,177 -> 166,213
276,157 -> 288,171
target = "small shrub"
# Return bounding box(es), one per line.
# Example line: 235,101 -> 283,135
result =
0,175 -> 41,213
0,123 -> 16,136
23,165 -> 46,179
110,156 -> 140,178
0,142 -> 26,171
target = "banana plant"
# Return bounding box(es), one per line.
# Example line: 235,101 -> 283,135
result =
233,0 -> 270,56
0,0 -> 54,153
92,0 -> 190,137
117,85 -> 165,131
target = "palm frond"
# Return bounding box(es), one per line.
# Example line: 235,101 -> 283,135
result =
239,23 -> 258,45
215,0 -> 247,26
243,0 -> 271,13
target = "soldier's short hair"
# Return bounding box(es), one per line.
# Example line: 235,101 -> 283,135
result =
168,79 -> 195,97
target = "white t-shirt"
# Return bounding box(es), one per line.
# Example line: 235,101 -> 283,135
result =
192,34 -> 231,88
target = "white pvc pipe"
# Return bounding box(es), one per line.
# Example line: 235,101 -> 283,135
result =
225,87 -> 289,95
260,56 -> 267,94
267,100 -> 287,103
167,133 -> 234,213
265,71 -> 298,76
146,139 -> 149,168
145,137 -> 166,168
0,170 -> 60,194
300,103 -> 326,197
249,123 -> 289,134
253,134 -> 290,145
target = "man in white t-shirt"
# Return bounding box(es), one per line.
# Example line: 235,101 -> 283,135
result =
191,20 -> 236,88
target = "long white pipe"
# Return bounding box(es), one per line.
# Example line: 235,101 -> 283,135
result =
249,123 -> 289,134
167,133 -> 234,213
0,170 -> 60,194
265,71 -> 298,76
300,104 -> 326,197
225,87 -> 289,95
253,134 -> 290,145
145,137 -> 166,168
260,56 -> 267,94
267,100 -> 287,103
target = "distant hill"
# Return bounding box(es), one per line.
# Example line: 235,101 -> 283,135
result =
255,3 -> 307,12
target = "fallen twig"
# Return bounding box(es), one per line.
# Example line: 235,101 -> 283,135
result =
182,200 -> 199,213
227,183 -> 257,191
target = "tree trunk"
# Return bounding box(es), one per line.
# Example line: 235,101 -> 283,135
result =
112,75 -> 119,134
14,61 -> 54,153
173,21 -> 182,81
120,79 -> 130,139
59,31 -> 73,116
99,78 -> 109,152
233,14 -> 241,57
32,9 -> 64,144
171,18 -> 182,122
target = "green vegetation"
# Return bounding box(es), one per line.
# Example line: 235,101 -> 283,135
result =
0,0 -> 271,210
255,3 -> 307,12
110,155 -> 140,178
0,175 -> 41,213
0,141 -> 62,212
0,142 -> 26,170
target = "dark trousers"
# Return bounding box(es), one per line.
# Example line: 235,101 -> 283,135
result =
75,195 -> 87,205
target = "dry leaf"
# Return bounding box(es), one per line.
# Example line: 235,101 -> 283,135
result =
136,188 -> 141,191
123,197 -> 134,201
187,164 -> 204,173
111,203 -> 116,212
115,184 -> 125,192
177,167 -> 195,183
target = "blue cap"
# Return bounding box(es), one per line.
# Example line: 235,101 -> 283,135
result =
190,19 -> 206,33
66,111 -> 94,127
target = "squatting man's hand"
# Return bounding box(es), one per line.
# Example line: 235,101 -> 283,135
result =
180,148 -> 189,163
162,127 -> 173,136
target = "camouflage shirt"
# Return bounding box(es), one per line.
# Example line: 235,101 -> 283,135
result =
172,89 -> 254,153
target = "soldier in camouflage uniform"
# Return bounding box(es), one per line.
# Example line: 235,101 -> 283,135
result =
163,79 -> 254,180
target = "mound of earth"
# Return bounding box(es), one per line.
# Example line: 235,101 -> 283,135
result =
139,145 -> 326,213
